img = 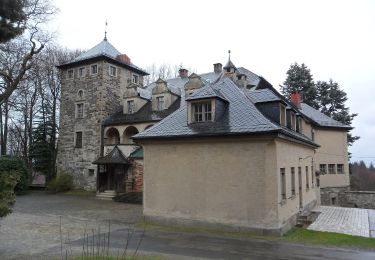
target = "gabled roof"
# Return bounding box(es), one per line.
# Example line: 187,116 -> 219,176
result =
93,145 -> 130,164
299,103 -> 351,129
134,77 -> 318,147
185,84 -> 228,102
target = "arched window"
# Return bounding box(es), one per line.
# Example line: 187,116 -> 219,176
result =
104,128 -> 120,145
123,126 -> 139,144
77,89 -> 84,99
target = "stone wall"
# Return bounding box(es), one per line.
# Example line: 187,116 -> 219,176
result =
320,186 -> 349,206
340,191 -> 375,209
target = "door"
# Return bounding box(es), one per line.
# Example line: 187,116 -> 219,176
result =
114,165 -> 127,193
298,169 -> 303,209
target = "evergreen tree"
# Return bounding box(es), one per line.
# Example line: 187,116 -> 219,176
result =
280,63 -> 318,108
316,79 -> 359,146
0,0 -> 26,43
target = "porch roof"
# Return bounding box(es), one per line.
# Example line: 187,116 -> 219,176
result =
93,145 -> 130,165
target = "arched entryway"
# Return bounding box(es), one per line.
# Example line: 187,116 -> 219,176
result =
123,126 -> 139,144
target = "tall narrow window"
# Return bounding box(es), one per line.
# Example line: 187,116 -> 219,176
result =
311,166 -> 314,187
291,112 -> 296,131
280,168 -> 286,200
337,164 -> 344,174
127,100 -> 135,114
305,166 -> 309,189
291,167 -> 296,196
280,104 -> 286,126
156,96 -> 164,111
75,132 -> 83,148
79,67 -> 85,77
328,164 -> 335,174
132,74 -> 139,84
193,102 -> 212,122
76,103 -> 84,118
91,64 -> 98,74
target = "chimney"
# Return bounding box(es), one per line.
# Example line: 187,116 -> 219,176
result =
213,63 -> 222,73
179,68 -> 188,78
116,54 -> 131,64
236,74 -> 247,88
291,92 -> 301,109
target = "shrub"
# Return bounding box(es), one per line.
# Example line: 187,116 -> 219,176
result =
47,174 -> 74,193
0,171 -> 20,217
0,156 -> 29,194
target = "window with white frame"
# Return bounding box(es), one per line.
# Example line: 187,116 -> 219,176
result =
156,96 -> 164,111
328,164 -> 336,174
76,103 -> 84,118
67,69 -> 74,79
192,102 -> 212,122
320,164 -> 327,174
79,67 -> 85,77
109,66 -> 117,76
132,74 -> 139,84
337,164 -> 344,174
127,100 -> 135,114
91,64 -> 98,74
291,112 -> 296,131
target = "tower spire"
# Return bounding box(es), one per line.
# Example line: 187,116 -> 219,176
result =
104,19 -> 108,41
228,50 -> 231,60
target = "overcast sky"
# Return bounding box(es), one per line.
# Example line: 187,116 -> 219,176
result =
51,0 -> 375,165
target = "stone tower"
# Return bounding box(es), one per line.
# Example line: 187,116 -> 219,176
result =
56,38 -> 148,190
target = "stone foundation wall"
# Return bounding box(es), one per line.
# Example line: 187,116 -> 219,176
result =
340,191 -> 375,209
320,186 -> 349,206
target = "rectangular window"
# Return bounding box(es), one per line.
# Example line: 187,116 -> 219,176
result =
311,166 -> 314,187
109,66 -> 117,76
67,69 -> 74,79
280,104 -> 286,126
91,64 -> 98,74
193,102 -> 212,122
76,103 -> 83,118
298,118 -> 303,133
320,164 -> 327,174
337,164 -> 344,174
132,74 -> 139,84
79,67 -> 85,77
305,166 -> 309,189
156,96 -> 164,111
127,100 -> 135,114
291,167 -> 296,196
328,164 -> 336,174
75,132 -> 83,148
280,168 -> 286,200
291,112 -> 296,131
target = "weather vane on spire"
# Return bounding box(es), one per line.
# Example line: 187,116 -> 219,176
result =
104,19 -> 108,41
228,50 -> 231,60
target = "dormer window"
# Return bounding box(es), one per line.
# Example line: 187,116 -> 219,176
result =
192,102 -> 212,122
127,100 -> 135,114
156,96 -> 164,111
280,104 -> 286,126
290,112 -> 296,131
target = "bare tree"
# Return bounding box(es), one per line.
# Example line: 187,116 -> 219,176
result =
143,63 -> 196,85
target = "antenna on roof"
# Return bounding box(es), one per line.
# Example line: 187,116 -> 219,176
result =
104,19 -> 108,41
228,50 -> 231,60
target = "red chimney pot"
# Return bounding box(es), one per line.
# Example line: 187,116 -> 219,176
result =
291,92 -> 301,109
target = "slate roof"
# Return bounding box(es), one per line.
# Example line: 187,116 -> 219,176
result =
93,145 -> 130,164
246,89 -> 281,103
103,99 -> 181,126
299,103 -> 351,129
134,77 -> 318,147
185,84 -> 228,102
57,39 -> 148,75
129,147 -> 143,159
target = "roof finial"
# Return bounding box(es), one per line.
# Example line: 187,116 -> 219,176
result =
104,19 -> 108,41
228,50 -> 231,60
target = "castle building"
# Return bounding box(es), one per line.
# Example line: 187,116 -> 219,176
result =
57,38 -> 350,233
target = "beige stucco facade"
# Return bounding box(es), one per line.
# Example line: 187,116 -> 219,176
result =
140,136 -> 318,235
314,128 -> 350,188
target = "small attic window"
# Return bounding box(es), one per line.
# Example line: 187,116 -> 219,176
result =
132,74 -> 139,84
290,112 -> 296,131
192,101 -> 212,122
280,104 -> 286,126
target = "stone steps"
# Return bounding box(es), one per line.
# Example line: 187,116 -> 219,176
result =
96,190 -> 116,200
296,211 -> 320,227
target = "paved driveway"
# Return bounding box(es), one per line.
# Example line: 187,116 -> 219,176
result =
1,192 -> 375,260
308,206 -> 375,238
